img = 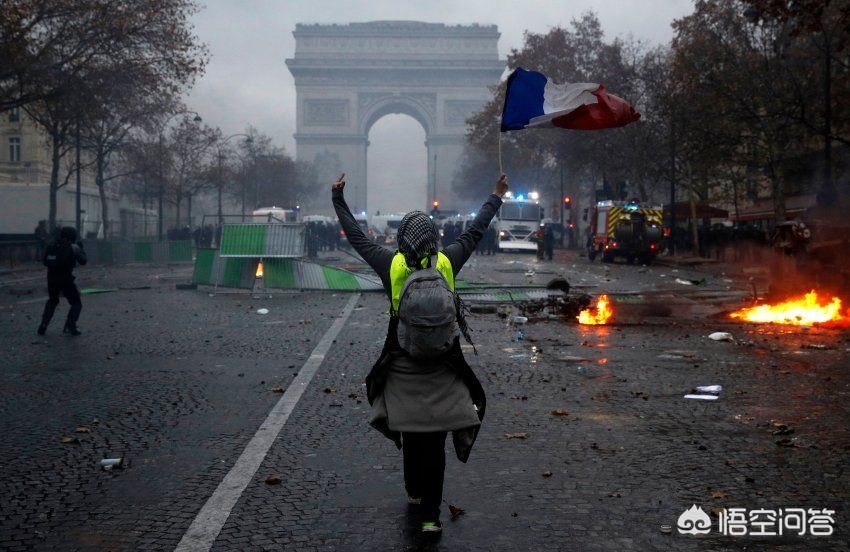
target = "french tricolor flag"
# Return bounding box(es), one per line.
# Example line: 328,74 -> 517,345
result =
500,67 -> 641,132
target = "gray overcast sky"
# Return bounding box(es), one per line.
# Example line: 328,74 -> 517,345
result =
187,0 -> 695,213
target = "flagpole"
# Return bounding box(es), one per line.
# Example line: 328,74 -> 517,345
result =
498,131 -> 503,175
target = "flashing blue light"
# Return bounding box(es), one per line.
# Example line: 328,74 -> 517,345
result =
469,212 -> 476,217
360,211 -> 366,216
516,194 -> 525,201
625,204 -> 639,210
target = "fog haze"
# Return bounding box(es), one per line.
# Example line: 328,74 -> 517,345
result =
188,0 -> 694,212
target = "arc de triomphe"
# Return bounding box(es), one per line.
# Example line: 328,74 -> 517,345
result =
286,21 -> 504,213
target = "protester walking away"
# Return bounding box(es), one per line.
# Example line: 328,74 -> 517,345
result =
544,223 -> 554,260
332,171 -> 508,534
485,223 -> 498,255
534,225 -> 545,260
441,220 -> 453,247
38,226 -> 87,336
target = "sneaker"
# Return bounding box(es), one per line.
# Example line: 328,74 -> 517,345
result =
407,496 -> 421,505
63,324 -> 81,336
421,520 -> 442,534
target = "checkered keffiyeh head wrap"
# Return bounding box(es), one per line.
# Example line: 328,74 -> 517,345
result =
397,210 -> 439,269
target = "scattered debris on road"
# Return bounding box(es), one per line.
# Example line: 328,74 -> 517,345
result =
449,504 -> 465,520
772,424 -> 795,436
801,343 -> 832,350
99,458 -> 124,471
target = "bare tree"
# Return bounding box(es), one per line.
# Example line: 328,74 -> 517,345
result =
165,117 -> 220,228
8,0 -> 208,233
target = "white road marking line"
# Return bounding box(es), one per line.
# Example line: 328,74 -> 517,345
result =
175,293 -> 361,552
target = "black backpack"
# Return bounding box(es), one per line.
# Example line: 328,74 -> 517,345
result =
396,257 -> 460,358
43,241 -> 74,269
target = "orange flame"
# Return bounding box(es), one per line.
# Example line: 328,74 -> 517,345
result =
255,261 -> 264,278
729,290 -> 844,326
578,295 -> 613,325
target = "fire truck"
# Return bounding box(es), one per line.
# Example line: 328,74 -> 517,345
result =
586,199 -> 664,264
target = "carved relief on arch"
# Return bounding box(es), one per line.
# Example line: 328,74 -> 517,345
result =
304,99 -> 350,126
443,99 -> 485,127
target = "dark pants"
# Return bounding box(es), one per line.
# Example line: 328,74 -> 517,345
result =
41,276 -> 82,329
402,431 -> 447,521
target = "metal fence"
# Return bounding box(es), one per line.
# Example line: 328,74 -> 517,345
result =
82,239 -> 193,265
0,236 -> 39,268
218,223 -> 306,258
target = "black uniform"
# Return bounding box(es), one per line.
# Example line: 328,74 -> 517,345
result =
38,227 -> 87,335
544,224 -> 554,260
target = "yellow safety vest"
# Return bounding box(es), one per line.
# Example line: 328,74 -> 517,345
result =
389,252 -> 454,314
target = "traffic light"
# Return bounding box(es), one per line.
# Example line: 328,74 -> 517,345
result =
433,200 -> 440,208
431,199 -> 440,217
563,196 -> 572,205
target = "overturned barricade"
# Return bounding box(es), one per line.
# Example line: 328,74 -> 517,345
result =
193,222 -> 382,291
193,249 -> 382,291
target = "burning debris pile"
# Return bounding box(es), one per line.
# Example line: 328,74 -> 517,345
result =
578,295 -> 613,325
729,290 -> 846,326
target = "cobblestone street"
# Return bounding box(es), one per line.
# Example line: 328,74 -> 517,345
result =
1,253 -> 848,551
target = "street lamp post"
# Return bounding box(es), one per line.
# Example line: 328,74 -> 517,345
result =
822,37 -> 835,205
559,163 -> 565,247
75,118 -> 82,237
668,115 -> 677,256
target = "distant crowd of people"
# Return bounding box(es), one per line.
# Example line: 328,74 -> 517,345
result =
668,223 -> 769,259
305,221 -> 343,258
439,220 -> 498,255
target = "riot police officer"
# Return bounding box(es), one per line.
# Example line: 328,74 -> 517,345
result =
38,226 -> 87,336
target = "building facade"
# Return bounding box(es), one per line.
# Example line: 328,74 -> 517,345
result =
0,108 -> 160,237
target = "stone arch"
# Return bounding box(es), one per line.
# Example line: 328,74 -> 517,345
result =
359,96 -> 435,137
286,21 -> 504,213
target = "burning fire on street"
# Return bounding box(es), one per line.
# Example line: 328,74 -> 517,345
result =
578,295 -> 613,325
729,290 -> 846,326
255,261 -> 264,278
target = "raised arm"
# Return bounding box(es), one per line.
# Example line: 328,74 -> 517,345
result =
444,174 -> 508,275
331,173 -> 394,281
